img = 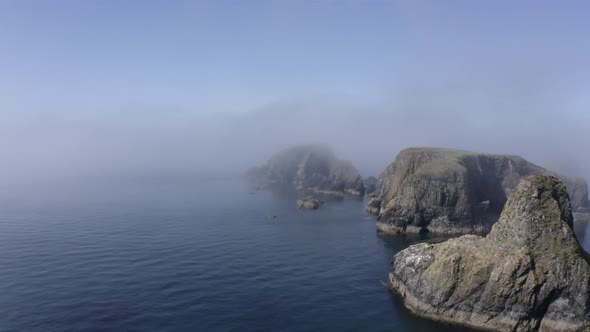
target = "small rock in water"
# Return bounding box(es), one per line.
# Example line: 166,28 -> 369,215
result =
296,196 -> 323,210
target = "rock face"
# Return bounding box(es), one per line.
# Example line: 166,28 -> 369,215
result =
389,175 -> 590,332
364,176 -> 378,195
246,145 -> 365,196
368,147 -> 590,234
296,196 -> 323,209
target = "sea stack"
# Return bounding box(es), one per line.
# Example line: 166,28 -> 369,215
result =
368,147 -> 590,234
389,175 -> 590,332
246,145 -> 365,196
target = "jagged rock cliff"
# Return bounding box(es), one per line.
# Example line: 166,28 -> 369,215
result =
368,147 -> 590,234
246,145 -> 365,196
389,175 -> 590,332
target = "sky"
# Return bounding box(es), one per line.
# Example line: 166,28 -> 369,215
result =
0,1 -> 589,183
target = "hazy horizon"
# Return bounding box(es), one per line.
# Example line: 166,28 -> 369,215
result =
1,3 -> 590,331
1,1 -> 589,185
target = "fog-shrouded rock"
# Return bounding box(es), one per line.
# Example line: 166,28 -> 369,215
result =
364,176 -> 378,196
566,177 -> 590,213
296,196 -> 323,209
246,145 -> 365,196
389,175 -> 590,332
368,147 -> 590,234
574,213 -> 590,248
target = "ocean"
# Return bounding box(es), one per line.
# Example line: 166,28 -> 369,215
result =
0,176 -> 587,331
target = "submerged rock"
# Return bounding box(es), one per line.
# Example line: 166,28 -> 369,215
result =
368,147 -> 590,234
389,175 -> 590,332
246,145 -> 365,196
296,196 -> 323,210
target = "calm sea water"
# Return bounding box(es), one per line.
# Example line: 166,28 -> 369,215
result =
0,176 -> 588,332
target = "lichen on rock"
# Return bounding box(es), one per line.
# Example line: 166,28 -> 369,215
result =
389,175 -> 590,332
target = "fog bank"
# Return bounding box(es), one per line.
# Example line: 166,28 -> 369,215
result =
1,66 -> 588,187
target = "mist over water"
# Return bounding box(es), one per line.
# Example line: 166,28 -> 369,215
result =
1,2 -> 589,331
2,65 -> 590,185
1,2 -> 589,184
1,82 -> 588,186
1,176 -> 589,332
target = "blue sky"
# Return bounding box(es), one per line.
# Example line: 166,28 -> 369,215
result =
1,0 -> 588,114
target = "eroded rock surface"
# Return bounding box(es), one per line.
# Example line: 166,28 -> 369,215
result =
389,175 -> 590,332
368,147 -> 590,234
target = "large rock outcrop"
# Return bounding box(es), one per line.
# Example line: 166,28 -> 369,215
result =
389,175 -> 590,332
246,145 -> 365,196
368,147 -> 590,234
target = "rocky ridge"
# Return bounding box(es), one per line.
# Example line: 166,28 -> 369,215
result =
368,147 -> 590,234
389,175 -> 590,332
